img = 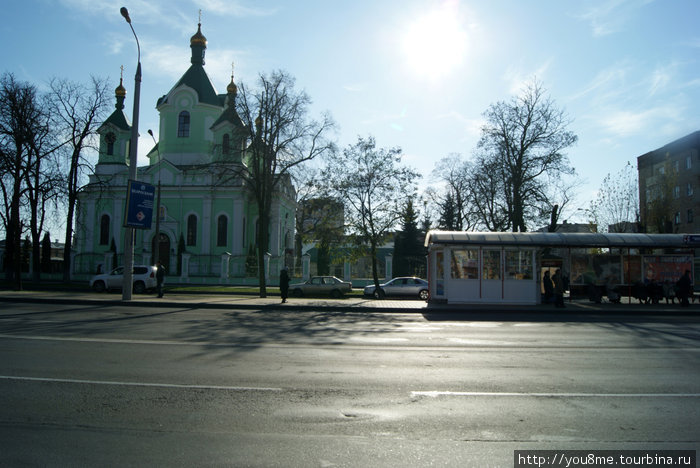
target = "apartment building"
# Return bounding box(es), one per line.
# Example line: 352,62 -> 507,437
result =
637,130 -> 700,233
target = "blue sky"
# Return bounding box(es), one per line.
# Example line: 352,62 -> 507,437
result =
4,0 -> 700,226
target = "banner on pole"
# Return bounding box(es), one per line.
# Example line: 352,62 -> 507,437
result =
124,179 -> 155,229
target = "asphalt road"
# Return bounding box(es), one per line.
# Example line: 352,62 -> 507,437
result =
1,301 -> 699,467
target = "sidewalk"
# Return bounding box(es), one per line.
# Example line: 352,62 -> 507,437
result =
1,289 -> 699,317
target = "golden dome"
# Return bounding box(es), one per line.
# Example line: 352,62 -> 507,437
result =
227,79 -> 237,95
190,23 -> 207,47
115,78 -> 126,97
255,115 -> 263,128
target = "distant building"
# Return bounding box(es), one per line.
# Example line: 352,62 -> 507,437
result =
535,221 -> 596,233
607,221 -> 638,233
637,131 -> 700,233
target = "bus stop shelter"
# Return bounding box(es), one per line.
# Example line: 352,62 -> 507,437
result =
424,231 -> 698,305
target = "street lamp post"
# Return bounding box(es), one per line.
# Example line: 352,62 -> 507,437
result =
121,6 -> 141,301
148,129 -> 161,266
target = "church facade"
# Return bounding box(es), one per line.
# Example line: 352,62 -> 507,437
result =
73,23 -> 296,284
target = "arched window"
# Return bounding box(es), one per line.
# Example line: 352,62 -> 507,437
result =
217,215 -> 228,247
99,214 -> 110,245
105,133 -> 116,155
178,111 -> 190,138
187,214 -> 197,246
222,134 -> 230,155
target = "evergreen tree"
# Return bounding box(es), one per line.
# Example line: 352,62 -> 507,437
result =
41,232 -> 51,274
21,236 -> 31,273
393,199 -> 424,277
438,192 -> 459,231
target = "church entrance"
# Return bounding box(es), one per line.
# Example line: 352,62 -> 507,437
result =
152,233 -> 171,273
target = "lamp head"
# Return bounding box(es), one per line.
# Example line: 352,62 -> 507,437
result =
147,129 -> 154,137
120,7 -> 131,24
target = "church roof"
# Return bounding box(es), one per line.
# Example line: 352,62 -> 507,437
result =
211,101 -> 246,129
100,109 -> 131,132
157,65 -> 221,107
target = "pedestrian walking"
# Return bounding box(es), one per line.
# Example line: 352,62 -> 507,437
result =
280,267 -> 290,303
156,260 -> 165,298
552,268 -> 565,308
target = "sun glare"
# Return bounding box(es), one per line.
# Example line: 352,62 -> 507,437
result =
400,4 -> 469,80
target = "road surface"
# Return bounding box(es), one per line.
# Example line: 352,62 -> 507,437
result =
1,301 -> 698,466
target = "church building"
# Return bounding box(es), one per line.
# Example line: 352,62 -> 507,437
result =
73,22 -> 296,283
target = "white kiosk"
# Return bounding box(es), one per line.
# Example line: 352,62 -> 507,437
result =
424,231 -> 695,305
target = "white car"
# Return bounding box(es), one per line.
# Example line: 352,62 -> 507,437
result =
364,277 -> 429,300
90,265 -> 158,294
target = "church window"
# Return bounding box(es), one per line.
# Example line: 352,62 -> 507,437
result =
222,134 -> 230,155
99,214 -> 110,245
178,111 -> 190,138
217,215 -> 228,247
187,214 -> 197,245
105,133 -> 116,155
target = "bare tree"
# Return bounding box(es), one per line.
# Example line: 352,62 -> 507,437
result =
323,135 -> 420,292
431,154 -> 475,230
588,162 -> 641,233
228,70 -> 336,297
48,77 -> 111,281
24,92 -> 63,281
465,153 -> 511,231
477,79 -> 577,232
0,73 -> 49,289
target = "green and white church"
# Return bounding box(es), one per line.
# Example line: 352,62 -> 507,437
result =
73,22 -> 296,283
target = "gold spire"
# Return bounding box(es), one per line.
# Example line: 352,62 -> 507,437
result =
190,10 -> 207,47
227,62 -> 237,95
115,65 -> 127,97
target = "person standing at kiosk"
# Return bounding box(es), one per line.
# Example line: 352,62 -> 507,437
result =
552,269 -> 565,308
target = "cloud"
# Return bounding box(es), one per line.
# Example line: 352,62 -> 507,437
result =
568,62 -> 632,102
434,111 -> 483,138
599,103 -> 685,138
648,66 -> 672,97
342,83 -> 365,93
503,60 -> 553,95
575,0 -> 654,37
192,0 -> 278,17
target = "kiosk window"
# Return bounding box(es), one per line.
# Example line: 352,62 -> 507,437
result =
505,250 -> 533,280
451,249 -> 478,279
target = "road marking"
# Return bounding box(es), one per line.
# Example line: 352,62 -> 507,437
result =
411,390 -> 700,398
0,375 -> 282,392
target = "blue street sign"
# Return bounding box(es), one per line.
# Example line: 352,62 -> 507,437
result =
124,180 -> 155,229
684,235 -> 700,245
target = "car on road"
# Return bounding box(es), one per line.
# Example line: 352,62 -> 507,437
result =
90,265 -> 158,294
290,276 -> 352,298
364,276 -> 429,300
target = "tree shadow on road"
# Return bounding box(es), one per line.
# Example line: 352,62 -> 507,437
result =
172,309 -> 410,358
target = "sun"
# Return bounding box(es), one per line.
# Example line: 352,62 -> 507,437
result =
400,4 -> 469,80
